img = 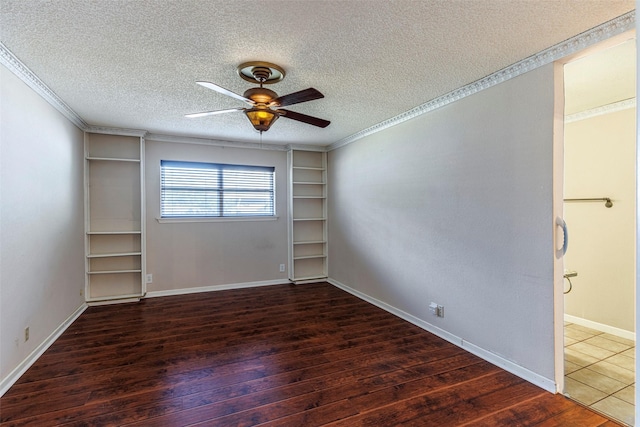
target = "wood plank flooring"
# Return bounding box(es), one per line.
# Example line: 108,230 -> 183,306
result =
0,282 -> 622,426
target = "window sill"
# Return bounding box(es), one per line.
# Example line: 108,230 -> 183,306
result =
157,216 -> 279,224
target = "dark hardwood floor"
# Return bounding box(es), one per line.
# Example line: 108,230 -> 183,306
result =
1,282 -> 622,426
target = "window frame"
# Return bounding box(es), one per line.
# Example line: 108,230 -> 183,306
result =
159,160 -> 277,221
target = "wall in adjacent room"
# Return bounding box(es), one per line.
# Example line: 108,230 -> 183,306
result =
328,64 -> 557,385
564,107 -> 636,334
144,139 -> 289,294
0,65 -> 85,391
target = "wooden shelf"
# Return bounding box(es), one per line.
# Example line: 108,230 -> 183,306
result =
294,254 -> 326,260
87,231 -> 142,235
86,156 -> 140,162
87,252 -> 142,258
292,166 -> 325,171
291,275 -> 328,283
293,240 -> 326,245
85,293 -> 142,303
87,269 -> 142,275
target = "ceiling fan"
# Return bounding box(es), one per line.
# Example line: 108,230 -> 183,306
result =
186,61 -> 330,132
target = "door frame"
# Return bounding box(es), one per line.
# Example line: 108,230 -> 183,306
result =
552,29 -> 638,420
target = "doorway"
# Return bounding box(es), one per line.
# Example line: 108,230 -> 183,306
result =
559,36 -> 636,426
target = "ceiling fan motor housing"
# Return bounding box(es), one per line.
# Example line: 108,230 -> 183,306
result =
243,87 -> 278,105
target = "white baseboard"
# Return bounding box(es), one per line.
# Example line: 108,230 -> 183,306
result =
145,279 -> 291,298
564,314 -> 635,341
327,278 -> 556,394
0,303 -> 88,397
87,297 -> 141,306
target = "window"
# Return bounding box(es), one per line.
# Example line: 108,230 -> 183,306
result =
161,160 -> 275,218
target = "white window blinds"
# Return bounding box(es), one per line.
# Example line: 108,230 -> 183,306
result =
161,160 -> 275,217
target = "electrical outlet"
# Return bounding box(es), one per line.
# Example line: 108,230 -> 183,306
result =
279,264 -> 285,272
146,274 -> 153,283
24,327 -> 29,342
429,302 -> 444,318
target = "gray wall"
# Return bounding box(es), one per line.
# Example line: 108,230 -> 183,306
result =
1,65 -> 85,387
328,64 -> 556,383
144,139 -> 289,293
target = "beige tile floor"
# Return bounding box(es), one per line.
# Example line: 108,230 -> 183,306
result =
565,322 -> 635,426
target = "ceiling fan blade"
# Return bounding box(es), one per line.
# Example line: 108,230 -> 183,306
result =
279,109 -> 330,128
185,107 -> 244,118
272,88 -> 324,107
196,81 -> 253,104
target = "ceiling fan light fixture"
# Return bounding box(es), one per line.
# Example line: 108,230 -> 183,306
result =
245,108 -> 279,132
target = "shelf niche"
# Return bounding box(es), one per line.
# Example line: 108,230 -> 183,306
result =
85,132 -> 145,303
288,150 -> 327,283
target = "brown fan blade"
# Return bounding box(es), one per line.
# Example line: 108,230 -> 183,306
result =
279,109 -> 330,128
272,88 -> 324,107
185,107 -> 244,118
196,81 -> 253,104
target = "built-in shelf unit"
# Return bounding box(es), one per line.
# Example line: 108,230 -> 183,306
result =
288,149 -> 327,283
85,132 -> 145,304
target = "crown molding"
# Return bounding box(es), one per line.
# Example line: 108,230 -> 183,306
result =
0,42 -> 88,130
145,133 -> 289,151
565,98 -> 636,123
85,126 -> 148,137
328,11 -> 636,151
284,144 -> 328,152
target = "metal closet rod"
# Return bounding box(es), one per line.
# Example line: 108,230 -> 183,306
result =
563,197 -> 613,208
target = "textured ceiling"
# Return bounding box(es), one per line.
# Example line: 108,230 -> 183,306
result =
0,0 -> 635,147
564,38 -> 636,115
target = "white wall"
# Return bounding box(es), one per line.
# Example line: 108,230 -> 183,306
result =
0,66 -> 85,388
564,108 -> 636,333
144,140 -> 289,293
328,64 -> 557,383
